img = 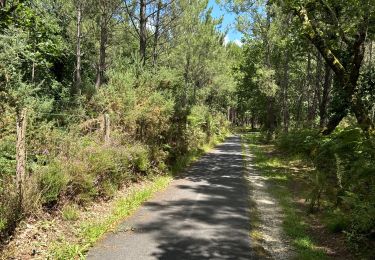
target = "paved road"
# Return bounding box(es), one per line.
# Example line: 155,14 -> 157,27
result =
87,136 -> 253,260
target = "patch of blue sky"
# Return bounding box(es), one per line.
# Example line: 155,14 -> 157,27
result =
207,0 -> 243,45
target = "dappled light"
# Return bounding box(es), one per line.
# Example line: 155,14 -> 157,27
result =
88,136 -> 254,259
1,0 -> 374,258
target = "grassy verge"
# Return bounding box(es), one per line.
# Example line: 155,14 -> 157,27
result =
48,175 -> 172,259
243,133 -> 327,260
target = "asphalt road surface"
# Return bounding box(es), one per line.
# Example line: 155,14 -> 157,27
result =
87,136 -> 253,260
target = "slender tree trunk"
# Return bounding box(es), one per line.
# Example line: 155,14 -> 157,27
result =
0,0 -> 6,8
31,62 -> 35,83
306,52 -> 312,123
183,53 -> 190,107
308,52 -> 322,123
283,52 -> 290,132
95,2 -> 107,89
139,0 -> 147,65
152,1 -> 161,68
266,98 -> 276,141
319,64 -> 332,128
369,41 -> 373,67
75,3 -> 82,95
296,53 -> 310,126
16,108 -> 27,208
103,113 -> 110,144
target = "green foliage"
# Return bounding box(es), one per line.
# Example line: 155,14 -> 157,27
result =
276,128 -> 375,248
62,204 -> 79,221
0,135 -> 16,176
276,129 -> 320,157
324,209 -> 351,233
0,0 -> 234,248
38,161 -> 68,206
0,179 -> 20,237
128,144 -> 150,173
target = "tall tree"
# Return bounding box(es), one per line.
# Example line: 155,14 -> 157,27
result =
282,0 -> 375,134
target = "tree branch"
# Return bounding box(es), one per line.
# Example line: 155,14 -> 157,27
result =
295,6 -> 347,81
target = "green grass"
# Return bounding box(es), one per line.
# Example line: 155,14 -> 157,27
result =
62,204 -> 79,221
244,133 -> 327,260
49,175 -> 172,259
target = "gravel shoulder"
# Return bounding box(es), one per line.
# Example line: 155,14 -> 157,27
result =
244,142 -> 294,259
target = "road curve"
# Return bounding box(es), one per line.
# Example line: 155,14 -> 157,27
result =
87,136 -> 253,260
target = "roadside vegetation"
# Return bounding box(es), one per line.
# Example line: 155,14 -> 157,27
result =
244,131 -> 373,259
0,0 -> 234,257
231,0 -> 374,258
1,0 -> 374,259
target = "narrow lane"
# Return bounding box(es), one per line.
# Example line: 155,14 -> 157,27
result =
87,136 -> 253,260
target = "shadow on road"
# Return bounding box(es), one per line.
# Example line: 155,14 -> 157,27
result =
136,136 -> 253,259
87,136 -> 255,260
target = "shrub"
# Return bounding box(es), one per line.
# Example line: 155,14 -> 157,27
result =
276,129 -> 320,156
65,160 -> 97,205
38,161 -> 68,206
324,209 -> 351,233
128,144 -> 150,174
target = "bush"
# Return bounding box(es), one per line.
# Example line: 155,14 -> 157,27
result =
65,160 -> 97,205
128,144 -> 150,174
38,161 -> 68,206
324,209 -> 351,233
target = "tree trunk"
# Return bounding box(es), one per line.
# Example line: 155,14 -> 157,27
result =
103,113 -> 110,144
266,97 -> 276,141
75,3 -> 82,95
296,53 -> 310,126
16,108 -> 27,207
369,41 -> 373,67
306,52 -> 312,123
139,0 -> 147,65
31,62 -> 35,83
308,52 -> 322,123
0,0 -> 6,8
297,7 -> 373,134
319,64 -> 332,128
95,1 -> 107,89
282,52 -> 290,132
152,1 -> 161,68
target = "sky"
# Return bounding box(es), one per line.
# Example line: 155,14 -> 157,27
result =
207,0 -> 243,45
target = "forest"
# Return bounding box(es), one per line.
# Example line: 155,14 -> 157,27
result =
0,0 -> 374,258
